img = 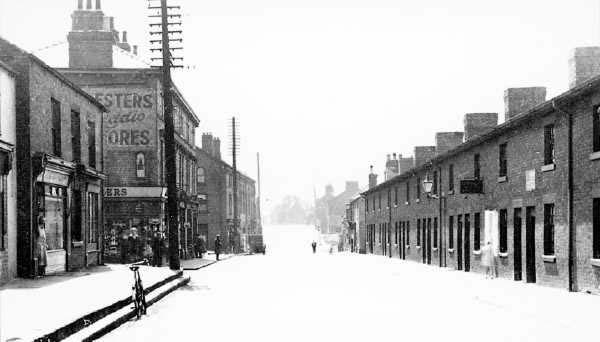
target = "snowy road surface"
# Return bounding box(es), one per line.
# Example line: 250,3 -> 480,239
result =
101,225 -> 599,342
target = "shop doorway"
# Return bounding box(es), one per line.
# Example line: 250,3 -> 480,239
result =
426,218 -> 432,264
513,208 -> 523,281
457,215 -> 463,271
464,214 -> 471,272
525,206 -> 536,283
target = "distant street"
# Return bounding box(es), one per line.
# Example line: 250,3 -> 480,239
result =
101,225 -> 599,342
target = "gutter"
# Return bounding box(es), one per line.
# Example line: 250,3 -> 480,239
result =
552,100 -> 576,292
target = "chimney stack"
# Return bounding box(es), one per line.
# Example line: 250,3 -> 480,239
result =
569,47 -> 600,89
213,137 -> 221,159
96,0 -> 101,10
345,181 -> 359,193
414,146 -> 436,167
78,0 -> 83,10
133,45 -> 138,55
463,113 -> 498,141
435,132 -> 464,155
202,133 -> 214,156
504,87 -> 546,122
86,0 -> 92,10
368,166 -> 378,189
398,155 -> 414,174
122,31 -> 127,43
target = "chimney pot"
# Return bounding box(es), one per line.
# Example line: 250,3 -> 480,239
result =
95,0 -> 101,9
78,0 -> 83,9
86,0 -> 92,9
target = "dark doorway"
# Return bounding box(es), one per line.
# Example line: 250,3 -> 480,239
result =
426,218 -> 432,264
457,215 -> 463,271
513,208 -> 523,281
464,214 -> 471,272
525,206 -> 536,283
401,222 -> 406,259
421,220 -> 426,263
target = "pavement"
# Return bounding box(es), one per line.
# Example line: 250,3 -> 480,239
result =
99,224 -> 600,342
0,254 -> 227,342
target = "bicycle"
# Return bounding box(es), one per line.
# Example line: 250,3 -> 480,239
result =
129,259 -> 148,319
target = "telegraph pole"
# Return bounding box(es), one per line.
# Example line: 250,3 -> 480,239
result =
256,152 -> 262,232
231,117 -> 239,253
149,0 -> 183,270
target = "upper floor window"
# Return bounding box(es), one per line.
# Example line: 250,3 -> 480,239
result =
544,124 -> 555,165
136,152 -> 146,178
432,171 -> 438,195
594,105 -> 600,152
197,167 -> 205,185
51,98 -> 61,157
394,187 -> 398,206
405,181 -> 410,203
378,192 -> 381,209
499,143 -> 507,178
474,154 -> 481,179
71,109 -> 81,163
88,120 -> 96,168
448,164 -> 454,192
416,176 -> 421,200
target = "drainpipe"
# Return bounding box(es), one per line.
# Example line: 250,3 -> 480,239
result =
439,166 -> 444,267
552,100 -> 576,292
388,188 -> 392,258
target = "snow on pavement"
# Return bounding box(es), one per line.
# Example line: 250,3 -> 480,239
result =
100,225 -> 600,342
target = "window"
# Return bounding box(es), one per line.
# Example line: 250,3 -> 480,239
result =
378,192 -> 381,210
72,190 -> 82,242
433,217 -> 438,248
499,143 -> 507,178
432,171 -> 438,195
372,195 -> 375,211
51,98 -> 62,157
136,152 -> 146,178
71,110 -> 81,162
395,222 -> 398,245
406,181 -> 410,203
416,177 -> 421,200
198,194 -> 208,212
394,187 -> 398,206
474,154 -> 481,180
197,167 -> 205,186
544,203 -> 555,255
0,176 -> 6,251
88,120 -> 96,168
499,209 -> 508,253
87,192 -> 98,244
594,198 -> 600,259
416,219 -> 421,247
365,198 -> 369,213
474,212 -> 481,251
387,189 -> 391,209
544,124 -> 555,165
448,216 -> 454,249
406,221 -> 410,245
448,164 -> 454,192
594,105 -> 600,152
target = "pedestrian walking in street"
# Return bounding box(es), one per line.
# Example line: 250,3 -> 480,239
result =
311,241 -> 317,253
35,215 -> 47,276
481,241 -> 495,279
151,229 -> 163,267
215,235 -> 222,261
194,234 -> 205,258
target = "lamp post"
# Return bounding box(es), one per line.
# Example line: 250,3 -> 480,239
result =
422,169 -> 446,268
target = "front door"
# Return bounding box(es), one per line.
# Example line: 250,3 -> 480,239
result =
457,215 -> 463,271
525,207 -> 536,283
513,208 -> 523,281
464,214 -> 471,272
426,218 -> 432,264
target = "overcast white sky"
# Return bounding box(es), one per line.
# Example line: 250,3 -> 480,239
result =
1,0 -> 600,214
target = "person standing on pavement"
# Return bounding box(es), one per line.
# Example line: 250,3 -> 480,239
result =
311,241 -> 317,254
151,227 -> 163,267
215,235 -> 222,261
35,215 -> 47,276
481,241 -> 495,279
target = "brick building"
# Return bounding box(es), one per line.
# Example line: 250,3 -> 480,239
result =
347,195 -> 365,253
0,61 -> 17,284
360,46 -> 600,292
58,1 -> 201,262
0,38 -> 106,278
195,134 -> 260,253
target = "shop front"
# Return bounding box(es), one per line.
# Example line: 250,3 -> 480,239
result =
103,186 -> 166,264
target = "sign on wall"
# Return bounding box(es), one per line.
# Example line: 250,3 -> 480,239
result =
89,87 -> 157,148
104,187 -> 166,198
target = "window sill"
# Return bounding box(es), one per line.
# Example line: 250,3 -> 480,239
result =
542,254 -> 556,263
432,247 -> 438,252
498,176 -> 507,183
72,241 -> 84,248
590,258 -> 600,267
498,252 -> 509,258
589,151 -> 600,161
447,190 -> 454,195
541,164 -> 555,172
447,248 -> 454,253
473,250 -> 482,255
416,246 -> 421,250
405,245 -> 410,249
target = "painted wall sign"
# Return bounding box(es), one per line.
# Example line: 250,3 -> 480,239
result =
89,87 -> 157,148
104,187 -> 166,198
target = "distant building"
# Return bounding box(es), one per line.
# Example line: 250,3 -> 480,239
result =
316,181 -> 361,234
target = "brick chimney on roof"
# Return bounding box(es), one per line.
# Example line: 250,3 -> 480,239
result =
504,87 -> 546,122
435,132 -> 464,155
569,47 -> 600,89
368,166 -> 378,189
464,113 -> 498,141
414,146 -> 436,167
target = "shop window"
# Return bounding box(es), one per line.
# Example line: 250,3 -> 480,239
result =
544,124 -> 555,165
51,98 -> 61,157
499,209 -> 508,253
499,143 -> 507,178
88,192 -> 98,245
594,198 -> 600,259
544,203 -> 555,255
474,212 -> 481,251
44,185 -> 66,250
136,152 -> 146,178
88,120 -> 96,168
448,216 -> 454,249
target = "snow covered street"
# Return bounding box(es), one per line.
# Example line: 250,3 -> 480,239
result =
101,225 -> 600,342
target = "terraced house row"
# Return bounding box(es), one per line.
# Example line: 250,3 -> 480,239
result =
348,46 -> 600,292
